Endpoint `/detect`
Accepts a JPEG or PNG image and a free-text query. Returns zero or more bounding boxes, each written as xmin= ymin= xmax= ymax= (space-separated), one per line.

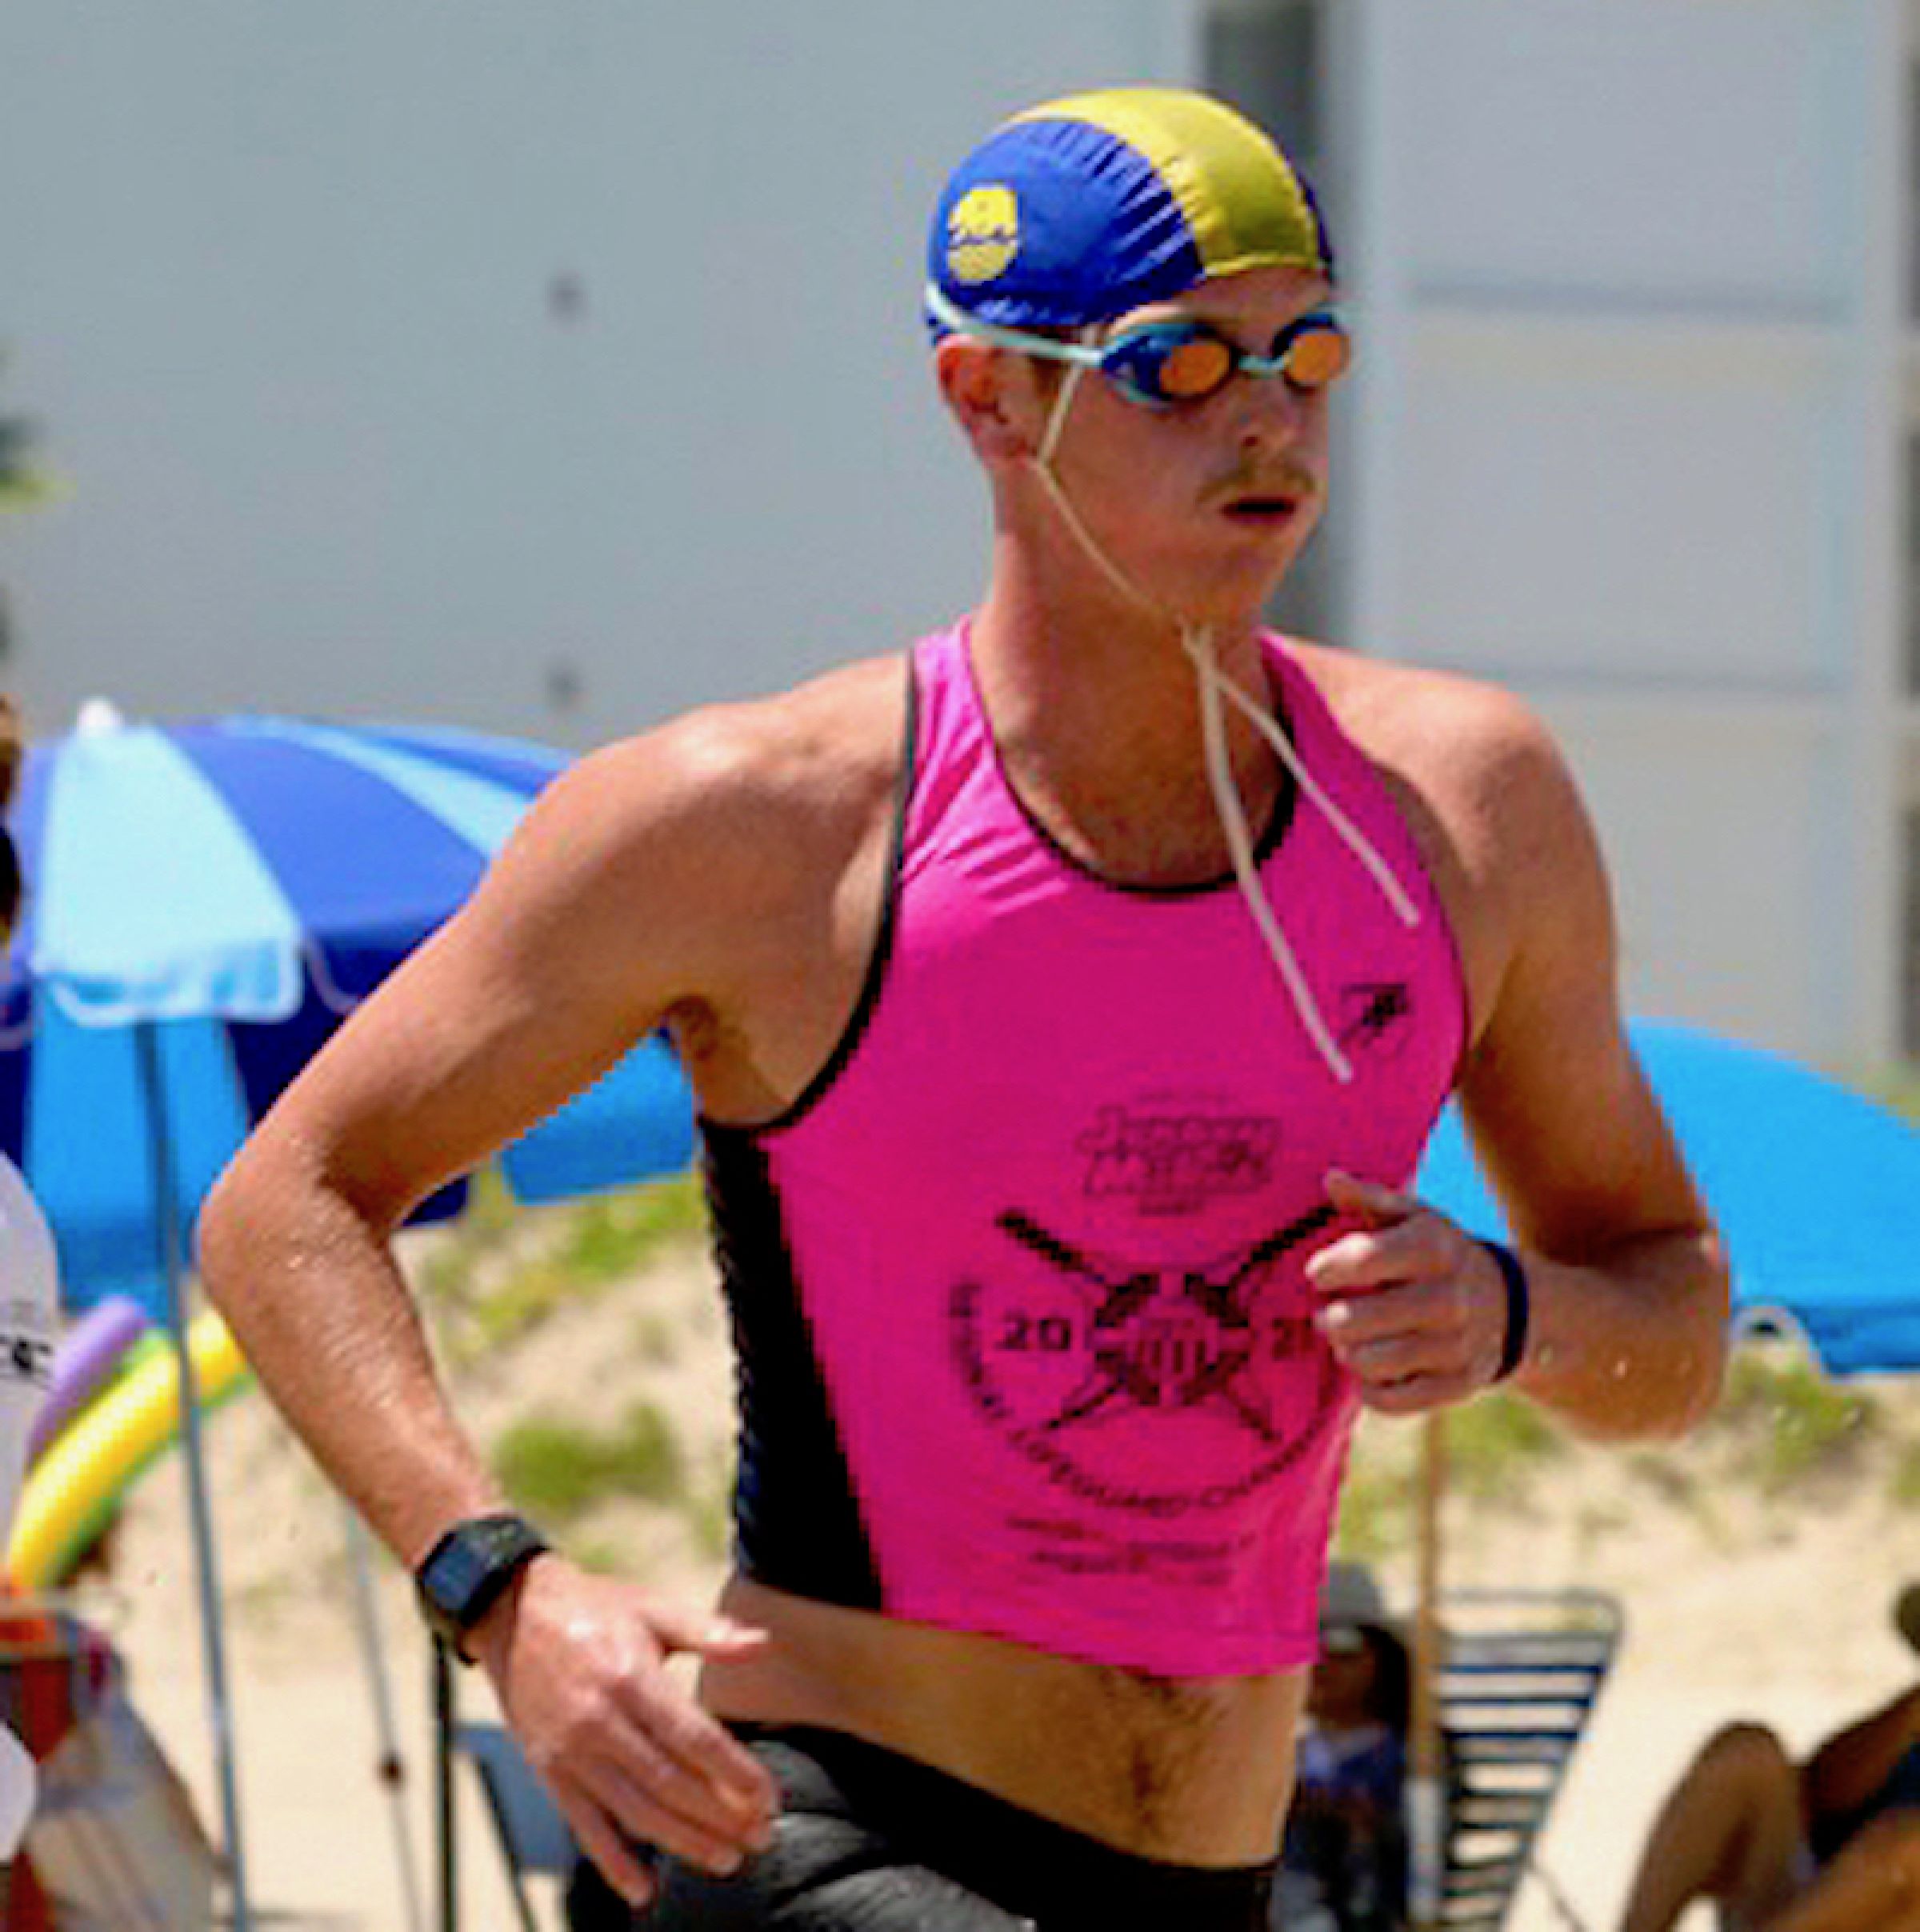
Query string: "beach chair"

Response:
xmin=0 ymin=1598 xmax=217 ymax=1930
xmin=434 ymin=1640 xmax=576 ymax=1932
xmin=1437 ymin=1585 xmax=1623 ymax=1931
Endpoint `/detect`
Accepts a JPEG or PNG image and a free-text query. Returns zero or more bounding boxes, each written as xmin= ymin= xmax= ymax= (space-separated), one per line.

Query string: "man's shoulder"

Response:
xmin=1285 ymin=641 xmax=1542 ymax=767
xmin=1283 ymin=641 xmax=1575 ymax=840
xmin=1282 ymin=641 xmax=1604 ymax=1006
xmin=480 ymin=650 xmax=911 ymax=1014
xmin=574 ymin=652 xmax=910 ymax=849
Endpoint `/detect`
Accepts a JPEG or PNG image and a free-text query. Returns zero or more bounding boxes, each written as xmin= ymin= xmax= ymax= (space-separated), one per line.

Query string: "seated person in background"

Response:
xmin=1280 ymin=1562 xmax=1410 ymax=1932
xmin=1618 ymin=1582 xmax=1920 ymax=1932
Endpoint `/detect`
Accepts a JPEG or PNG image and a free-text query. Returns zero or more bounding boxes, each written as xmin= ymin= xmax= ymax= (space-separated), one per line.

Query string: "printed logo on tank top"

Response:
xmin=1339 ymin=980 xmax=1416 ymax=1059
xmin=1076 ymin=1106 xmax=1281 ymax=1216
xmin=946 ymin=1094 xmax=1347 ymax=1543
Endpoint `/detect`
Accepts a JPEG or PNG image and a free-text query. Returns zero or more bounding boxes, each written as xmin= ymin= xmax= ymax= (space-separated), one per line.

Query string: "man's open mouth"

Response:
xmin=1222 ymin=495 xmax=1299 ymax=522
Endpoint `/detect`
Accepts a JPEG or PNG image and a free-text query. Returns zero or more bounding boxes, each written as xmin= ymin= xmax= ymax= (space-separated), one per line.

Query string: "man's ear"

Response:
xmin=934 ymin=335 xmax=1045 ymax=463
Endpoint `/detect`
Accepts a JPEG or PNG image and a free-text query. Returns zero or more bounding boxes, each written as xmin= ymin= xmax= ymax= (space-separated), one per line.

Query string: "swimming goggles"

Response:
xmin=926 ymin=282 xmax=1351 ymax=409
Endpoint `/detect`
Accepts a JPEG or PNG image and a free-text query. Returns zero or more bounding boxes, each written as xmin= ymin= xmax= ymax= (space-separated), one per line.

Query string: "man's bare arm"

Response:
xmin=199 ymin=718 xmax=774 ymax=1540
xmin=197 ymin=711 xmax=829 ymax=1902
xmin=1802 ymin=1686 xmax=1920 ymax=1823
xmin=1307 ymin=686 xmax=1727 ymax=1439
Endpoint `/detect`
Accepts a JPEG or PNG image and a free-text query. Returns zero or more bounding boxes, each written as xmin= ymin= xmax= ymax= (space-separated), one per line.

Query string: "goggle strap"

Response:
xmin=925 ymin=284 xmax=1102 ymax=378
xmin=1209 ymin=669 xmax=1423 ymax=929
xmin=1187 ymin=626 xmax=1354 ymax=1085
xmin=1036 ymin=355 xmax=1090 ymax=471
xmin=1026 ymin=446 xmax=1157 ymax=615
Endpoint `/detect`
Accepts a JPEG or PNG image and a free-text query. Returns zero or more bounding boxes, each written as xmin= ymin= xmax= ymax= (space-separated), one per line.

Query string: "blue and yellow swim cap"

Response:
xmin=927 ymin=86 xmax=1333 ymax=334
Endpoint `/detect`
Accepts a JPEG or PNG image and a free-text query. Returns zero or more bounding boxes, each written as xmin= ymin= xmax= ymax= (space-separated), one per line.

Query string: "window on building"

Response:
xmin=1203 ymin=0 xmax=1346 ymax=646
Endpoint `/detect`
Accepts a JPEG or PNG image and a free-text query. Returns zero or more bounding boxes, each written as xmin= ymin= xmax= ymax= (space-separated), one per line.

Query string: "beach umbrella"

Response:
xmin=1419 ymin=1017 xmax=1920 ymax=1377
xmin=1406 ymin=1015 xmax=1920 ymax=1925
xmin=0 ymin=701 xmax=697 ymax=1930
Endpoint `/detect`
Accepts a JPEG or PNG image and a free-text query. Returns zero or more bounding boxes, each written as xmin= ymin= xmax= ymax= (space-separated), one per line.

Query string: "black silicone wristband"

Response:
xmin=1479 ymin=1239 xmax=1530 ymax=1382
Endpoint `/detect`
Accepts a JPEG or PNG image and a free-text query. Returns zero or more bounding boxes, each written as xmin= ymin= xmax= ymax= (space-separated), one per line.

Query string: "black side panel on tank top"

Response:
xmin=701 ymin=1125 xmax=885 ymax=1610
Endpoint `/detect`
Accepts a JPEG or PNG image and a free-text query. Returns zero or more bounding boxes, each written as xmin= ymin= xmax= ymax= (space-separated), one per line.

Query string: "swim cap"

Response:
xmin=927 ymin=86 xmax=1333 ymax=334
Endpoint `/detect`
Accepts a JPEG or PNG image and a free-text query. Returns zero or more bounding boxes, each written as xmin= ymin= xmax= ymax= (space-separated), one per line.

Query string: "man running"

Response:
xmin=199 ymin=86 xmax=1729 ymax=1931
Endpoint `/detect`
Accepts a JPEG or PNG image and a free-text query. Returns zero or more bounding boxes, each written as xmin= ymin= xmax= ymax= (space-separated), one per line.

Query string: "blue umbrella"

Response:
xmin=0 ymin=700 xmax=697 ymax=1928
xmin=3 ymin=702 xmax=695 ymax=1317
xmin=1416 ymin=1017 xmax=1920 ymax=1378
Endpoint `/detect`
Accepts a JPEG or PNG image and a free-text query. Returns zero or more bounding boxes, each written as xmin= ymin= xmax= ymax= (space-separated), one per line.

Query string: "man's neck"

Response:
xmin=964 ymin=570 xmax=1286 ymax=882
xmin=973 ymin=549 xmax=1270 ymax=739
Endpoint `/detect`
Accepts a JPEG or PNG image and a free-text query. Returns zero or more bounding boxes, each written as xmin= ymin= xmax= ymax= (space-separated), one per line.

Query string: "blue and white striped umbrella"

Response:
xmin=1 ymin=701 xmax=697 ymax=1321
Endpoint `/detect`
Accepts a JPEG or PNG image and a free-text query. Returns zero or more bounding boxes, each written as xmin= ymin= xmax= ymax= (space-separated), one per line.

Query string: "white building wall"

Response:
xmin=5 ymin=0 xmax=1910 ymax=1070
xmin=1341 ymin=0 xmax=1903 ymax=1070
xmin=0 ymin=1 xmax=1198 ymax=746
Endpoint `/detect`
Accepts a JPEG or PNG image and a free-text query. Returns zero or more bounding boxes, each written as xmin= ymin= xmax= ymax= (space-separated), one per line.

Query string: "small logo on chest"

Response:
xmin=1076 ymin=1106 xmax=1282 ymax=1216
xmin=1339 ymin=980 xmax=1414 ymax=1056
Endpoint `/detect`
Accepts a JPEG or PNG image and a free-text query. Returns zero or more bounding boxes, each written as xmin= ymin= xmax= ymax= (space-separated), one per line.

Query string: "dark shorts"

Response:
xmin=570 ymin=1723 xmax=1276 ymax=1931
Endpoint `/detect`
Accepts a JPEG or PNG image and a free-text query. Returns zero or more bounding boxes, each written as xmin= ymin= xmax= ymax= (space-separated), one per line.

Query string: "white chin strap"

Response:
xmin=1023 ymin=376 xmax=1420 ymax=1086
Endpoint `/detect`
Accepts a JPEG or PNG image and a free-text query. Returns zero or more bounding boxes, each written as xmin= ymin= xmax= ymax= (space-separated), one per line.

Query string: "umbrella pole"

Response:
xmin=136 ymin=1022 xmax=253 ymax=1931
xmin=342 ymin=1503 xmax=427 ymax=1932
xmin=435 ymin=1637 xmax=459 ymax=1932
xmin=1407 ymin=1410 xmax=1448 ymax=1932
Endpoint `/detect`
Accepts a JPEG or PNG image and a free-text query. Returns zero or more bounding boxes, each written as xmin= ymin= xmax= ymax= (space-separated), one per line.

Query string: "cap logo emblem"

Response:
xmin=947 ymin=184 xmax=1020 ymax=284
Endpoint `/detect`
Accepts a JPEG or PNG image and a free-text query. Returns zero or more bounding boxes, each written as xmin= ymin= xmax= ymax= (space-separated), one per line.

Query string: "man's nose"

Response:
xmin=1234 ymin=374 xmax=1314 ymax=452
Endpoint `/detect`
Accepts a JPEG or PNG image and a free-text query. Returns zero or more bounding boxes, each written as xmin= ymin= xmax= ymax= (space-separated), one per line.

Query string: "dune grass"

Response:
xmin=492 ymin=1400 xmax=684 ymax=1524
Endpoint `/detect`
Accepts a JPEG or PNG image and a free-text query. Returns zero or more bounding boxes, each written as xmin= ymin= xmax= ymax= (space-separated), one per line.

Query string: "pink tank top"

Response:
xmin=701 ymin=622 xmax=1467 ymax=1674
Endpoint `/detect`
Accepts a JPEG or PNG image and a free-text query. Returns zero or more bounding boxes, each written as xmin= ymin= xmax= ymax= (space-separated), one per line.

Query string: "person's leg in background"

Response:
xmin=1618 ymin=1722 xmax=1806 ymax=1932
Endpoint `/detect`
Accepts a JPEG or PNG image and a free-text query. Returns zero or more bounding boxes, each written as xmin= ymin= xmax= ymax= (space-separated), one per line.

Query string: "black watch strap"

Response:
xmin=414 ymin=1513 xmax=549 ymax=1662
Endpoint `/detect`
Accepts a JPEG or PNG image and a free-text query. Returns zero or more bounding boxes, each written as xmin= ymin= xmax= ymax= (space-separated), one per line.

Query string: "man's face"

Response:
xmin=1038 ymin=265 xmax=1338 ymax=625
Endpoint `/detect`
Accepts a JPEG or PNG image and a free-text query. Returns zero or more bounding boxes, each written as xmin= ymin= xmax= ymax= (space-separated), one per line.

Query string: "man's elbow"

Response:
xmin=195 ymin=1148 xmax=274 ymax=1324
xmin=197 ymin=1134 xmax=341 ymax=1320
xmin=198 ymin=1126 xmax=414 ymax=1325
xmin=1652 ymin=1327 xmax=1730 ymax=1441
xmin=1642 ymin=1233 xmax=1733 ymax=1440
xmin=1542 ymin=1229 xmax=1730 ymax=1443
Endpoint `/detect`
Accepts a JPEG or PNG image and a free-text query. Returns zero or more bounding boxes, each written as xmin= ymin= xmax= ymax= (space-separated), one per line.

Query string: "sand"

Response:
xmin=61 ymin=1240 xmax=1920 ymax=1932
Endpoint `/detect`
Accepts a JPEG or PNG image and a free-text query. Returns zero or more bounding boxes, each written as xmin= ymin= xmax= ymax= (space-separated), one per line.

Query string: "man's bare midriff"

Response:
xmin=695 ymin=1572 xmax=1307 ymax=1866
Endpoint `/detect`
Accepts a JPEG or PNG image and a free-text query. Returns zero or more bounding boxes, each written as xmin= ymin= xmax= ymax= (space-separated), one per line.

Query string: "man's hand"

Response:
xmin=470 ymin=1556 xmax=778 ymax=1908
xmin=1305 ymin=1170 xmax=1516 ymax=1412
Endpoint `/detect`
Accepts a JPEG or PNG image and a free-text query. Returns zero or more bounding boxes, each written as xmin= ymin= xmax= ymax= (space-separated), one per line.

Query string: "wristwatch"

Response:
xmin=414 ymin=1513 xmax=550 ymax=1661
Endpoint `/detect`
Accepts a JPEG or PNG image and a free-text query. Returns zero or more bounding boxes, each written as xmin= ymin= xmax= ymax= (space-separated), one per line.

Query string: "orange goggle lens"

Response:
xmin=1153 ymin=335 xmax=1238 ymax=401
xmin=1098 ymin=310 xmax=1350 ymax=407
xmin=1278 ymin=322 xmax=1350 ymax=390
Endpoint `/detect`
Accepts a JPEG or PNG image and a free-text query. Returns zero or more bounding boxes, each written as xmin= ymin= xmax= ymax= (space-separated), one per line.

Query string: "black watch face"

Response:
xmin=422 ymin=1517 xmax=542 ymax=1625
xmin=426 ymin=1534 xmax=494 ymax=1617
